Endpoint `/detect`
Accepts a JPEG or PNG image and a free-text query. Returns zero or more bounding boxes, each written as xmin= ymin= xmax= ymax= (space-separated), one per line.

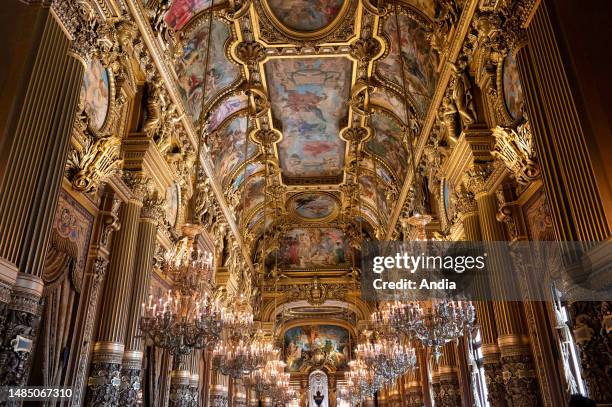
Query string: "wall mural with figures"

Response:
xmin=289 ymin=193 xmax=339 ymax=221
xmin=80 ymin=59 xmax=110 ymax=131
xmin=284 ymin=325 xmax=350 ymax=372
xmin=209 ymin=115 xmax=257 ymax=186
xmin=266 ymin=57 xmax=352 ymax=180
xmin=366 ymin=113 xmax=409 ymax=184
xmin=279 ymin=228 xmax=349 ymax=269
xmin=176 ymin=19 xmax=240 ymax=123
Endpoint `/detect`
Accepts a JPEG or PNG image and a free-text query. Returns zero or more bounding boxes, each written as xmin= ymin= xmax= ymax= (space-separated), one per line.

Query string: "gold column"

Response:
xmin=87 ymin=177 xmax=148 ymax=405
xmin=516 ymin=1 xmax=611 ymax=402
xmin=232 ymin=378 xmax=247 ymax=407
xmin=404 ymin=369 xmax=423 ymax=407
xmin=190 ymin=351 xmax=201 ymax=406
xmin=0 ymin=1 xmax=86 ymax=387
xmin=475 ymin=190 xmax=540 ymax=406
xmin=456 ymin=187 xmax=506 ymax=407
xmin=119 ymin=194 xmax=163 ymax=406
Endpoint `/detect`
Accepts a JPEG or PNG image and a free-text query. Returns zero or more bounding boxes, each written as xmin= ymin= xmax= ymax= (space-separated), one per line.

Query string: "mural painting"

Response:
xmin=370 ymin=88 xmax=406 ymax=123
xmin=279 ymin=228 xmax=349 ymax=268
xmin=284 ymin=325 xmax=350 ymax=372
xmin=230 ymin=162 xmax=264 ymax=192
xmin=208 ymin=93 xmax=248 ymax=131
xmin=235 ymin=175 xmax=266 ymax=224
xmin=289 ymin=193 xmax=338 ymax=220
xmin=266 ymin=58 xmax=352 ymax=179
xmin=503 ymin=52 xmax=524 ymax=120
xmin=366 ymin=113 xmax=408 ymax=183
xmin=377 ymin=13 xmax=437 ymax=115
xmin=267 ymin=0 xmax=344 ymax=32
xmin=359 ymin=175 xmax=389 ymax=219
xmin=80 ymin=59 xmax=110 ymax=131
xmin=177 ymin=20 xmax=240 ymax=123
xmin=211 ymin=116 xmax=257 ymax=185
xmin=165 ymin=0 xmax=213 ymax=30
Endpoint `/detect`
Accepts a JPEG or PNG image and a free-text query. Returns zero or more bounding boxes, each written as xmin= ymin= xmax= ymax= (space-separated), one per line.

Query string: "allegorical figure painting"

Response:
xmin=176 ymin=19 xmax=240 ymax=122
xmin=284 ymin=325 xmax=350 ymax=372
xmin=290 ymin=193 xmax=338 ymax=220
xmin=267 ymin=0 xmax=344 ymax=31
xmin=266 ymin=58 xmax=351 ymax=179
xmin=279 ymin=228 xmax=349 ymax=268
xmin=80 ymin=59 xmax=110 ymax=131
xmin=210 ymin=116 xmax=257 ymax=186
xmin=503 ymin=52 xmax=524 ymax=120
xmin=208 ymin=93 xmax=248 ymax=131
xmin=377 ymin=12 xmax=437 ymax=115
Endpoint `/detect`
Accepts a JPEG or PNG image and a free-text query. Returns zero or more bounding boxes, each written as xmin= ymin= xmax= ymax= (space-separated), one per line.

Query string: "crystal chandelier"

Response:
xmin=140 ymin=228 xmax=222 ymax=356
xmin=403 ymin=300 xmax=475 ymax=360
xmin=213 ymin=297 xmax=272 ymax=378
xmin=345 ymin=358 xmax=383 ymax=403
xmin=356 ymin=329 xmax=417 ymax=382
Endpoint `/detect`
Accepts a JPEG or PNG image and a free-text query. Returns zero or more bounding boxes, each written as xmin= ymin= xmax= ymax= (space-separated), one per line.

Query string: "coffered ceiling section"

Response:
xmin=265 ymin=57 xmax=353 ymax=183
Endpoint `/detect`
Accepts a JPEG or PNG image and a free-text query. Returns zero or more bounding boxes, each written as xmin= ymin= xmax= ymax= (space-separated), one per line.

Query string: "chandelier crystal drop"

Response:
xmin=140 ymin=231 xmax=222 ymax=356
xmin=356 ymin=330 xmax=417 ymax=382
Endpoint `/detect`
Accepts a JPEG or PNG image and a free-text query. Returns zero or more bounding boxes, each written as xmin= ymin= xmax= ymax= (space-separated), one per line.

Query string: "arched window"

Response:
xmin=309 ymin=370 xmax=329 ymax=407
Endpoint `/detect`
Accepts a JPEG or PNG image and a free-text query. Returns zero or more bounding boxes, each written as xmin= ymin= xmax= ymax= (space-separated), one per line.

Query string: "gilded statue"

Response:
xmin=450 ymin=62 xmax=477 ymax=128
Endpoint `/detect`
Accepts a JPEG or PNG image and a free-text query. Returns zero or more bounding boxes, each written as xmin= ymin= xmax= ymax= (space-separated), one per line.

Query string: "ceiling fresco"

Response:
xmin=366 ymin=112 xmax=409 ymax=184
xmin=168 ymin=0 xmax=441 ymax=334
xmin=208 ymin=93 xmax=248 ymax=131
xmin=279 ymin=228 xmax=350 ymax=269
xmin=376 ymin=10 xmax=437 ymax=116
xmin=288 ymin=192 xmax=340 ymax=221
xmin=266 ymin=0 xmax=345 ymax=32
xmin=165 ymin=0 xmax=213 ymax=30
xmin=209 ymin=115 xmax=257 ymax=186
xmin=176 ymin=19 xmax=240 ymax=123
xmin=265 ymin=58 xmax=352 ymax=181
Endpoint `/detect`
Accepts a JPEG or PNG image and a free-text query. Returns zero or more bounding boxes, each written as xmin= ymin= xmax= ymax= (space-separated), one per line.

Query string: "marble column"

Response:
xmin=0 ymin=1 xmax=87 ymax=388
xmin=87 ymin=178 xmax=148 ymax=406
xmin=516 ymin=1 xmax=612 ymax=402
xmin=119 ymin=194 xmax=164 ymax=406
xmin=476 ymin=190 xmax=540 ymax=406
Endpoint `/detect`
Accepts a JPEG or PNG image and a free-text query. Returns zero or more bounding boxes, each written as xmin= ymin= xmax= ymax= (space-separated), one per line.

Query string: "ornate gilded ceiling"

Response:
xmin=168 ymin=0 xmax=438 ymax=271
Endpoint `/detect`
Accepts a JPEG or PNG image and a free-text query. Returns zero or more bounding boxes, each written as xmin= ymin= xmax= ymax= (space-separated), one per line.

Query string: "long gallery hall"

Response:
xmin=0 ymin=0 xmax=610 ymax=406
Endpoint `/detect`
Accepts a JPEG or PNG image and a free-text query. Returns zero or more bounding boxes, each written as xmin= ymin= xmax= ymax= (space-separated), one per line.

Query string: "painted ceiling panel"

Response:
xmin=278 ymin=228 xmax=350 ymax=269
xmin=359 ymin=174 xmax=390 ymax=221
xmin=176 ymin=19 xmax=240 ymax=123
xmin=266 ymin=58 xmax=352 ymax=180
xmin=366 ymin=113 xmax=409 ymax=184
xmin=288 ymin=192 xmax=339 ymax=221
xmin=266 ymin=0 xmax=345 ymax=32
xmin=377 ymin=12 xmax=437 ymax=116
xmin=230 ymin=162 xmax=265 ymax=193
xmin=165 ymin=0 xmax=213 ymax=30
xmin=370 ymin=87 xmax=407 ymax=123
xmin=234 ymin=175 xmax=266 ymax=224
xmin=209 ymin=116 xmax=257 ymax=186
xmin=208 ymin=93 xmax=248 ymax=131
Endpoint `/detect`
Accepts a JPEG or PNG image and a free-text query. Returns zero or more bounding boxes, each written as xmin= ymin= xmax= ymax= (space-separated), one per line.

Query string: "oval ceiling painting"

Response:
xmin=266 ymin=0 xmax=345 ymax=32
xmin=289 ymin=192 xmax=339 ymax=221
xmin=80 ymin=59 xmax=110 ymax=131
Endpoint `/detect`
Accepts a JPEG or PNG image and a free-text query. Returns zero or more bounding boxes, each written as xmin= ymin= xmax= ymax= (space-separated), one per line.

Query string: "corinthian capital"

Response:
xmin=122 ymin=171 xmax=151 ymax=201
xmin=141 ymin=193 xmax=166 ymax=222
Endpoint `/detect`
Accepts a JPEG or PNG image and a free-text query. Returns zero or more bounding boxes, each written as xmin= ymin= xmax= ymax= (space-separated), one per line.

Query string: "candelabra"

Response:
xmin=140 ymin=233 xmax=222 ymax=356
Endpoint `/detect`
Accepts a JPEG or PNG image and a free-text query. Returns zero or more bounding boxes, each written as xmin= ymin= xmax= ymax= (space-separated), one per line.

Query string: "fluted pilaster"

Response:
xmin=87 ymin=196 xmax=144 ymax=406
xmin=119 ymin=195 xmax=163 ymax=406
